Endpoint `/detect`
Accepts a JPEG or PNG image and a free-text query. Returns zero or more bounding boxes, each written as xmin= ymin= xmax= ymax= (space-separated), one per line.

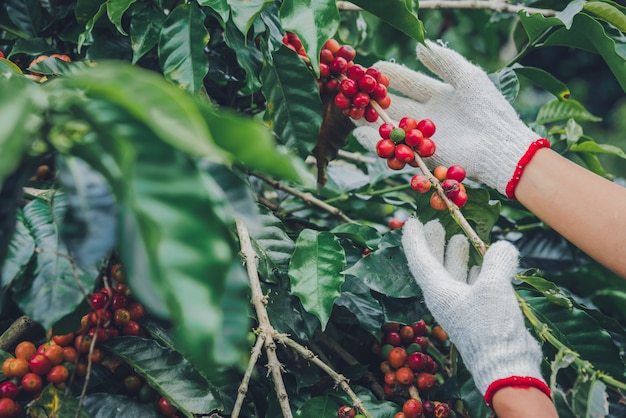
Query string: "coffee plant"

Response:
xmin=1 ymin=1 xmax=626 ymax=417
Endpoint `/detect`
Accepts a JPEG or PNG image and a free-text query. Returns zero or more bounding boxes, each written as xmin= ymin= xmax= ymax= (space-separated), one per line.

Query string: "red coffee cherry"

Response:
xmin=340 ymin=78 xmax=358 ymax=96
xmin=338 ymin=405 xmax=356 ymax=418
xmin=376 ymin=139 xmax=396 ymax=159
xmin=323 ymin=39 xmax=340 ymax=54
xmin=352 ymin=92 xmax=370 ymax=108
xmin=349 ymin=106 xmax=365 ymax=120
xmin=399 ymin=117 xmax=418 ymax=132
xmin=411 ymin=319 xmax=430 ymax=336
xmin=336 ymin=45 xmax=356 ymax=61
xmin=403 ymin=398 xmax=423 ymax=418
xmin=157 ymin=397 xmax=177 ymax=417
xmin=334 ymin=92 xmax=351 ymax=109
xmin=442 ymin=179 xmax=460 ymax=199
xmin=387 ymin=347 xmax=408 ymax=368
xmin=319 ymin=63 xmax=330 ymax=79
xmin=430 ymin=192 xmax=447 ymax=211
xmin=434 ymin=402 xmax=451 ymax=418
xmin=330 ymin=56 xmax=348 ymax=74
xmin=325 ymin=79 xmax=340 ymax=92
xmin=387 ymin=157 xmax=406 ymax=171
xmin=0 ymin=398 xmax=17 ymax=418
xmin=364 ymin=106 xmax=378 ymax=122
xmin=346 ymin=64 xmax=366 ymax=81
xmin=411 ymin=174 xmax=431 ymax=193
xmin=446 ymin=164 xmax=466 ymax=182
xmin=0 ymin=381 xmax=19 ymax=399
xmin=451 ymin=190 xmax=468 ymax=208
xmin=388 ymin=219 xmax=405 ymax=231
xmin=417 ymin=119 xmax=436 ymax=137
xmin=90 ymin=291 xmax=109 ymax=309
xmin=433 ymin=166 xmax=447 ymax=181
xmin=395 ymin=144 xmax=415 ymax=163
xmin=29 ymin=353 xmax=51 ymax=375
xmin=416 ymin=137 xmax=436 ymax=157
xmin=47 ymin=365 xmax=69 ymax=384
xmin=357 ymin=74 xmax=377 ymax=93
xmin=21 ymin=372 xmax=43 ymax=393
xmin=379 ymin=123 xmax=394 ymax=139
xmin=377 ymin=95 xmax=391 ymax=109
xmin=399 ymin=325 xmax=415 ymax=343
xmin=395 ymin=367 xmax=415 ymax=385
xmin=416 ymin=372 xmax=436 ymax=391
xmin=371 ymin=83 xmax=388 ymax=101
xmin=319 ymin=48 xmax=334 ymax=64
xmin=407 ymin=352 xmax=429 ymax=371
xmin=404 ymin=129 xmax=424 ymax=147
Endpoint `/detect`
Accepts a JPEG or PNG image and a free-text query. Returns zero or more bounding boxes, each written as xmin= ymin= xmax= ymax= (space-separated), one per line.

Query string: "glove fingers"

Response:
xmin=417 ymin=40 xmax=484 ymax=88
xmin=467 ymin=265 xmax=481 ymax=285
xmin=475 ymin=241 xmax=519 ymax=287
xmin=373 ymin=61 xmax=450 ymax=103
xmin=352 ymin=126 xmax=379 ymax=154
xmin=444 ymin=234 xmax=469 ymax=282
xmin=383 ymin=94 xmax=430 ymax=122
xmin=423 ymin=220 xmax=445 ymax=264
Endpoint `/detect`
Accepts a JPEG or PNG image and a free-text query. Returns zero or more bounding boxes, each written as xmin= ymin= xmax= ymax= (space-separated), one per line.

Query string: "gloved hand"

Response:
xmin=401 ymin=218 xmax=550 ymax=407
xmin=353 ymin=40 xmax=549 ymax=199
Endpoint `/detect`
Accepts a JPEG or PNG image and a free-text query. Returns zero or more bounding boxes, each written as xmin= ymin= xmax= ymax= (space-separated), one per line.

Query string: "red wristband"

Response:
xmin=484 ymin=376 xmax=552 ymax=409
xmin=505 ymin=138 xmax=551 ymax=200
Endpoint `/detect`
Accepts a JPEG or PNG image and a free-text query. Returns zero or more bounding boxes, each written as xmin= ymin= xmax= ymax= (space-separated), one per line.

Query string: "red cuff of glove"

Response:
xmin=505 ymin=138 xmax=551 ymax=200
xmin=484 ymin=376 xmax=552 ymax=409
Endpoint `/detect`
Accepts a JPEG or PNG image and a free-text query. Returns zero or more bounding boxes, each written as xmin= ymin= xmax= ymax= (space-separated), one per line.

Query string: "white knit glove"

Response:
xmin=353 ymin=40 xmax=549 ymax=199
xmin=401 ymin=218 xmax=549 ymax=405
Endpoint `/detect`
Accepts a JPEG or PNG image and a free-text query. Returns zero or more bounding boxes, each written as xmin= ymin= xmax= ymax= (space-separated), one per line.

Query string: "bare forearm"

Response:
xmin=515 ymin=148 xmax=626 ymax=279
xmin=492 ymin=387 xmax=558 ymax=418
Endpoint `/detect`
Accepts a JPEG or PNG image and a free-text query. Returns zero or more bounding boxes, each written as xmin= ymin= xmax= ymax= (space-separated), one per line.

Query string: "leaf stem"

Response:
xmin=232 ymin=333 xmax=266 ymax=418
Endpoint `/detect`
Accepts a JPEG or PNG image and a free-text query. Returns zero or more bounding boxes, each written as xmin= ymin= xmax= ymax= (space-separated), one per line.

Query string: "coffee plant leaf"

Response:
xmin=288 ymin=229 xmax=346 ymax=330
xmin=516 ymin=274 xmax=573 ymax=308
xmin=57 ymin=155 xmax=117 ymax=267
xmin=12 ymin=193 xmax=98 ymax=330
xmin=584 ymin=1 xmax=626 ymax=32
xmin=520 ymin=290 xmax=626 ymax=379
xmin=264 ymin=282 xmax=319 ymax=342
xmin=456 ymin=359 xmax=491 ymax=418
xmin=227 ymin=0 xmax=273 ymax=35
xmin=197 ymin=101 xmax=303 ymax=182
xmin=331 ymin=223 xmax=382 ymax=250
xmin=129 ymin=5 xmax=166 ymax=64
xmin=77 ymin=2 xmax=106 ymax=52
xmin=279 ymin=0 xmax=340 ymax=77
xmin=590 ymin=290 xmax=626 ymax=327
xmin=29 ymin=384 xmax=91 ymax=418
xmin=222 ymin=17 xmax=263 ymax=92
xmin=158 ymin=2 xmax=209 ymax=94
xmin=379 ymin=295 xmax=428 ymax=326
xmin=261 ymin=45 xmax=324 ymax=158
xmin=344 ymin=245 xmax=419 ymax=298
xmin=571 ymin=376 xmax=609 ymax=418
xmin=106 ymin=0 xmax=136 ymax=36
xmin=1 ymin=210 xmax=34 ymax=288
xmin=75 ymin=0 xmax=104 ymax=24
xmin=348 ymin=0 xmax=424 ymax=43
xmin=488 ymin=67 xmax=519 ymax=104
xmin=513 ymin=66 xmax=571 ymax=100
xmin=569 ymin=140 xmax=626 ymax=159
xmin=517 ymin=0 xmax=584 ymax=41
xmin=103 ymin=336 xmax=223 ymax=416
xmin=29 ymin=57 xmax=86 ymax=76
xmin=82 ymin=393 xmax=159 ymax=418
xmin=198 ymin=0 xmax=230 ymax=24
xmin=4 ymin=0 xmax=42 ymax=38
xmin=335 ymin=275 xmax=383 ymax=338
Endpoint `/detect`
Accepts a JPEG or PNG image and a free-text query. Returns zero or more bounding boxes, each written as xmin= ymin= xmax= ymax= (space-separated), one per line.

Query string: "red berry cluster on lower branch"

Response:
xmin=376 ymin=117 xmax=437 ymax=171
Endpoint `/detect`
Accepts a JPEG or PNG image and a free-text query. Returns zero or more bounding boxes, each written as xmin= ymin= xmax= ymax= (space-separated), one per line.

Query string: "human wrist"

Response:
xmin=484 ymin=376 xmax=551 ymax=409
xmin=504 ymin=138 xmax=551 ymax=200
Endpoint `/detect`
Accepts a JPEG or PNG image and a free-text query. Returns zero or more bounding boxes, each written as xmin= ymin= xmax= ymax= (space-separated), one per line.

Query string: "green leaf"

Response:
xmin=76 ymin=0 xmax=105 ymax=24
xmin=335 ymin=275 xmax=383 ymax=338
xmin=1 ymin=210 xmax=35 ymax=288
xmin=83 ymin=393 xmax=159 ymax=418
xmin=550 ymin=347 xmax=577 ymax=390
xmin=456 ymin=359 xmax=491 ymax=418
xmin=584 ymin=1 xmax=626 ymax=32
xmin=28 ymin=384 xmax=91 ymax=418
xmin=331 ymin=223 xmax=382 ymax=250
xmin=0 ymin=163 xmax=33 ymax=272
xmin=0 ymin=70 xmax=40 ymax=188
xmin=222 ymin=17 xmax=263 ymax=92
xmin=349 ymin=0 xmax=424 ymax=43
xmin=296 ymin=386 xmax=398 ymax=418
xmin=158 ymin=2 xmax=210 ymax=94
xmin=572 ymin=377 xmax=608 ymax=418
xmin=106 ymin=0 xmax=136 ymax=35
xmin=103 ymin=337 xmax=222 ymax=416
xmin=516 ymin=275 xmax=573 ymax=308
xmin=261 ymin=46 xmax=323 ymax=158
xmin=77 ymin=2 xmax=107 ymax=52
xmin=536 ymin=99 xmax=602 ymax=124
xmin=7 ymin=38 xmax=50 ymax=58
xmin=5 ymin=0 xmax=42 ymax=38
xmin=569 ymin=140 xmax=626 ymax=158
xmin=29 ymin=57 xmax=87 ymax=76
xmin=196 ymin=101 xmax=302 ymax=181
xmin=13 ymin=193 xmax=98 ymax=331
xmin=344 ymin=243 xmax=419 ymax=298
xmin=288 ymin=230 xmax=346 ymax=330
xmin=518 ymin=0 xmax=585 ymax=41
xmin=489 ymin=67 xmax=519 ymax=104
xmin=565 ymin=118 xmax=583 ymax=146
xmin=57 ymin=155 xmax=118 ymax=267
xmin=198 ymin=0 xmax=230 ymax=24
xmin=513 ymin=66 xmax=571 ymax=100
xmin=49 ymin=63 xmax=224 ymax=162
xmin=279 ymin=0 xmax=340 ymax=76
xmin=227 ymin=0 xmax=273 ymax=35
xmin=130 ymin=6 xmax=166 ymax=64
xmin=265 ymin=283 xmax=320 ymax=341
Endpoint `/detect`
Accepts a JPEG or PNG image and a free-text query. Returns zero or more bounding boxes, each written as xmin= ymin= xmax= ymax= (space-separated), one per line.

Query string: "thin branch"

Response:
xmin=336 ymin=0 xmax=559 ymax=16
xmin=276 ymin=334 xmax=374 ymax=418
xmin=337 ymin=149 xmax=376 ymax=165
xmin=252 ymin=173 xmax=356 ymax=224
xmin=232 ymin=333 xmax=266 ymax=418
xmin=236 ymin=220 xmax=293 ymax=418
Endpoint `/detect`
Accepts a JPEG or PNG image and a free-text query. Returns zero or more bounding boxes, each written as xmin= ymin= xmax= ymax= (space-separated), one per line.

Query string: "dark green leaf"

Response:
xmin=572 ymin=377 xmax=608 ymax=418
xmin=513 ymin=66 xmax=571 ymax=100
xmin=584 ymin=1 xmax=626 ymax=32
xmin=456 ymin=360 xmax=491 ymax=418
xmin=331 ymin=223 xmax=382 ymax=250
xmin=279 ymin=0 xmax=340 ymax=76
xmin=77 ymin=2 xmax=107 ymax=52
xmin=7 ymin=38 xmax=51 ymax=57
xmin=349 ymin=0 xmax=424 ymax=43
xmin=264 ymin=283 xmax=320 ymax=342
xmin=130 ymin=6 xmax=166 ymax=64
xmin=536 ymin=99 xmax=602 ymax=124
xmin=197 ymin=0 xmax=230 ymax=24
xmin=103 ymin=336 xmax=222 ymax=416
xmin=1 ymin=211 xmax=35 ymax=288
xmin=518 ymin=0 xmax=585 ymax=41
xmin=227 ymin=0 xmax=273 ymax=35
xmin=75 ymin=0 xmax=105 ymax=24
xmin=335 ymin=275 xmax=383 ymax=338
xmin=28 ymin=56 xmax=86 ymax=76
xmin=288 ymin=230 xmax=346 ymax=330
xmin=489 ymin=67 xmax=519 ymax=104
xmin=222 ymin=17 xmax=263 ymax=92
xmin=106 ymin=0 xmax=136 ymax=35
xmin=13 ymin=193 xmax=98 ymax=331
xmin=83 ymin=393 xmax=159 ymax=418
xmin=158 ymin=3 xmax=209 ymax=94
xmin=261 ymin=46 xmax=323 ymax=158
xmin=28 ymin=384 xmax=91 ymax=418
xmin=5 ymin=0 xmax=42 ymax=38
xmin=516 ymin=274 xmax=573 ymax=308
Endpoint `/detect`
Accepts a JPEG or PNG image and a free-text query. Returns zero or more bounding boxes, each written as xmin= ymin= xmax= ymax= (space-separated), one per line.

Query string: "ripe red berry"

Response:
xmin=0 ymin=397 xmax=17 ymax=418
xmin=407 ymin=352 xmax=428 ymax=371
xmin=442 ymin=179 xmax=460 ymax=199
xmin=395 ymin=367 xmax=415 ymax=385
xmin=399 ymin=117 xmax=418 ymax=132
xmin=0 ymin=51 xmax=5 ymax=60
xmin=324 ymin=39 xmax=340 ymax=53
xmin=416 ymin=372 xmax=436 ymax=391
xmin=325 ymin=79 xmax=340 ymax=92
xmin=364 ymin=106 xmax=378 ymax=122
xmin=411 ymin=320 xmax=430 ymax=336
xmin=416 ymin=137 xmax=436 ymax=157
xmin=349 ymin=106 xmax=365 ymax=120
xmin=90 ymin=308 xmax=112 ymax=327
xmin=410 ymin=174 xmax=431 ymax=193
xmin=414 ymin=336 xmax=430 ymax=351
xmin=395 ymin=144 xmax=415 ymax=163
xmin=376 ymin=139 xmax=396 ymax=159
xmin=0 ymin=381 xmax=19 ymax=399
xmin=378 ymin=72 xmax=390 ymax=87
xmin=404 ymin=129 xmax=424 ymax=147
xmin=334 ymin=92 xmax=351 ymax=109
xmin=423 ymin=400 xmax=436 ymax=417
xmin=122 ymin=320 xmax=141 ymax=336
xmin=394 ymin=413 xmax=407 ymax=418
xmin=387 ymin=157 xmax=406 ymax=170
xmin=90 ymin=291 xmax=109 ymax=309
xmin=88 ymin=326 xmax=109 ymax=344
xmin=451 ymin=190 xmax=468 ymax=208
xmin=29 ymin=353 xmax=51 ymax=375
xmin=338 ymin=405 xmax=356 ymax=418
xmin=157 ymin=396 xmax=177 ymax=417
xmin=417 ymin=119 xmax=436 ymax=137
xmin=347 ymin=64 xmax=366 ymax=81
xmin=47 ymin=364 xmax=69 ymax=384
xmin=403 ymin=398 xmax=423 ymax=418
xmin=446 ymin=165 xmax=466 ymax=182
xmin=371 ymin=83 xmax=388 ymax=101
xmin=384 ymin=370 xmax=397 ymax=385
xmin=377 ymin=95 xmax=391 ymax=109
xmin=319 ymin=48 xmax=334 ymax=64
xmin=336 ymin=45 xmax=356 ymax=61
xmin=21 ymin=372 xmax=43 ymax=392
xmin=387 ymin=347 xmax=408 ymax=368
xmin=340 ymin=78 xmax=358 ymax=96
xmin=352 ymin=92 xmax=370 ymax=108
xmin=387 ymin=219 xmax=405 ymax=231
xmin=330 ymin=56 xmax=348 ymax=75
xmin=357 ymin=74 xmax=377 ymax=93
xmin=379 ymin=123 xmax=394 ymax=139
xmin=111 ymin=293 xmax=129 ymax=310
xmin=319 ymin=63 xmax=330 ymax=78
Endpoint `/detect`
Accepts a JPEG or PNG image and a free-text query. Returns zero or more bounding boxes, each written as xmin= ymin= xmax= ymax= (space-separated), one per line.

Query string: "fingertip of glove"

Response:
xmin=482 ymin=241 xmax=520 ymax=277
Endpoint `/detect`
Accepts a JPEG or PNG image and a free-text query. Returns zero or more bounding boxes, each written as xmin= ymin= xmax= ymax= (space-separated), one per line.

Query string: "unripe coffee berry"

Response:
xmin=395 ymin=366 xmax=415 ymax=385
xmin=379 ymin=123 xmax=394 ymax=139
xmin=430 ymin=192 xmax=447 ymax=211
xmin=324 ymin=39 xmax=340 ymax=53
xmin=389 ymin=128 xmax=406 ymax=143
xmin=377 ymin=95 xmax=391 ymax=109
xmin=417 ymin=119 xmax=436 ymax=137
xmin=433 ymin=166 xmax=447 ymax=181
xmin=376 ymin=139 xmax=396 ymax=158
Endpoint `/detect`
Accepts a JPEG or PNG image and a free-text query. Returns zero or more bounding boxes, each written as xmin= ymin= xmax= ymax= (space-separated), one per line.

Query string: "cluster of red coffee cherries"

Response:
xmin=376 ymin=117 xmax=437 ymax=170
xmin=411 ymin=164 xmax=468 ymax=210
